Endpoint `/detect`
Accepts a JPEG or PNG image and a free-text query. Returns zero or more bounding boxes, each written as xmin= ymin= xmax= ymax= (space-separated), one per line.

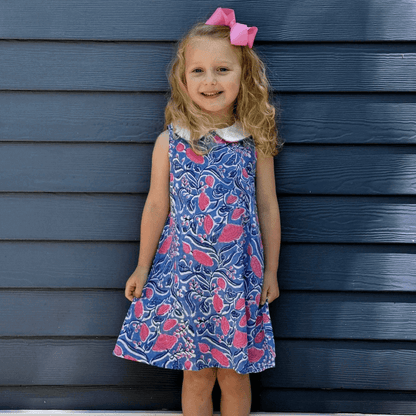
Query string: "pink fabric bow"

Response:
xmin=205 ymin=7 xmax=258 ymax=49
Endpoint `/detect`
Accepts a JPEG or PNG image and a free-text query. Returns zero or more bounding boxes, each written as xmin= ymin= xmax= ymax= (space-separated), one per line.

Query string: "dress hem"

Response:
xmin=112 ymin=350 xmax=275 ymax=375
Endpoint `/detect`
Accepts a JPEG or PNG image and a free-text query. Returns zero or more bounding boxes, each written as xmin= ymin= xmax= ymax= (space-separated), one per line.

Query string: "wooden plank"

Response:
xmin=278 ymin=244 xmax=416 ymax=291
xmin=0 ymin=91 xmax=167 ymax=143
xmin=0 ymin=143 xmax=153 ymax=193
xmin=278 ymin=93 xmax=416 ymax=145
xmin=275 ymin=145 xmax=416 ymax=195
xmin=0 ymin=194 xmax=146 ymax=241
xmin=1 ymin=0 xmax=416 ymax=41
xmin=1 ymin=291 xmax=416 ymax=340
xmin=263 ymin=44 xmax=416 ymax=92
xmin=0 ymin=386 xmax=182 ymax=412
xmin=1 ymin=92 xmax=415 ymax=145
xmin=257 ymin=388 xmax=416 ymax=413
xmin=1 ymin=387 xmax=416 ymax=414
xmin=266 ymin=340 xmax=416 ymax=390
xmin=0 ymin=43 xmax=416 ymax=91
xmin=0 ymin=241 xmax=140 ymax=289
xmin=1 ymin=339 xmax=416 ymax=390
xmin=0 ymin=339 xmax=182 ymax=386
xmin=1 ymin=143 xmax=416 ymax=195
xmin=272 ymin=292 xmax=416 ymax=340
xmin=278 ymin=196 xmax=416 ymax=243
xmin=1 ymin=195 xmax=415 ymax=243
xmin=0 ymin=42 xmax=174 ymax=92
xmin=1 ymin=242 xmax=415 ymax=292
xmin=0 ymin=291 xmax=132 ymax=337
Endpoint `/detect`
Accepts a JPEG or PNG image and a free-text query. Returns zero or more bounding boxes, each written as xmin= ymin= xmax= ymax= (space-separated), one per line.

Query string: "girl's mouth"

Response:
xmin=201 ymin=91 xmax=223 ymax=98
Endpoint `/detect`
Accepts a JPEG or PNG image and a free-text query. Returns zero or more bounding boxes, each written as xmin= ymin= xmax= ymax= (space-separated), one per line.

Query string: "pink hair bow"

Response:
xmin=205 ymin=7 xmax=258 ymax=49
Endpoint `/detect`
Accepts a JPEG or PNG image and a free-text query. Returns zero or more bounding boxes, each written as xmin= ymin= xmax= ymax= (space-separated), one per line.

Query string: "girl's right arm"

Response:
xmin=125 ymin=130 xmax=170 ymax=301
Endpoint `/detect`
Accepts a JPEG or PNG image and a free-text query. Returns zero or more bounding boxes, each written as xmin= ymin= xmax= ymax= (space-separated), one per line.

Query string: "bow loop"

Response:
xmin=205 ymin=7 xmax=236 ymax=27
xmin=205 ymin=7 xmax=258 ymax=49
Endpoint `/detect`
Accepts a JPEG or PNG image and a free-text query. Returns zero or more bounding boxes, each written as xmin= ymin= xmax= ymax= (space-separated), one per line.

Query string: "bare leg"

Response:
xmin=182 ymin=367 xmax=217 ymax=416
xmin=216 ymin=368 xmax=251 ymax=416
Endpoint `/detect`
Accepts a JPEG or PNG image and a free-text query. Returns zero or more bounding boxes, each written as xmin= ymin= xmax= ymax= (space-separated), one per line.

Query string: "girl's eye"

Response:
xmin=192 ymin=68 xmax=229 ymax=73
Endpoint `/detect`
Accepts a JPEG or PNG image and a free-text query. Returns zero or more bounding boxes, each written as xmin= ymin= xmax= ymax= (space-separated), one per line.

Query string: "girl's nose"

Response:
xmin=204 ymin=70 xmax=217 ymax=83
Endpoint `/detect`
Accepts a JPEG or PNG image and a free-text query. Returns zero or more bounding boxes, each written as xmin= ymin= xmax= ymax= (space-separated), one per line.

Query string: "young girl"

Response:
xmin=113 ymin=7 xmax=283 ymax=415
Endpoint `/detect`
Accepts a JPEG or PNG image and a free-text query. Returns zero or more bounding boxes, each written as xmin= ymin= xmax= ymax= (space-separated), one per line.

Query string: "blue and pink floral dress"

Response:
xmin=113 ymin=121 xmax=276 ymax=374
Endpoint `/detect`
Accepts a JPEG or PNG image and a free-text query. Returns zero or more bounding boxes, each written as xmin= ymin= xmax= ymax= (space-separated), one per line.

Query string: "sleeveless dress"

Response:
xmin=112 ymin=120 xmax=276 ymax=374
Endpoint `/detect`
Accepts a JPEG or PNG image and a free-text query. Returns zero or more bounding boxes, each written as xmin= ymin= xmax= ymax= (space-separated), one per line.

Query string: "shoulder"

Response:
xmin=157 ymin=129 xmax=170 ymax=143
xmin=150 ymin=130 xmax=170 ymax=163
xmin=154 ymin=129 xmax=170 ymax=149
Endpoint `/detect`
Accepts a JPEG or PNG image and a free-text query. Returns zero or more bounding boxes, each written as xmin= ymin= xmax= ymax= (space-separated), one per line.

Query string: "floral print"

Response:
xmin=113 ymin=124 xmax=276 ymax=374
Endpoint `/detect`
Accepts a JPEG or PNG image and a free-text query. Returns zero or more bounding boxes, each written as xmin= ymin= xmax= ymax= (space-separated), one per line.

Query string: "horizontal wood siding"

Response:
xmin=0 ymin=0 xmax=415 ymax=413
xmin=0 ymin=0 xmax=416 ymax=41
xmin=1 ymin=291 xmax=416 ymax=339
xmin=0 ymin=43 xmax=415 ymax=92
xmin=1 ymin=144 xmax=416 ymax=194
xmin=1 ymin=93 xmax=416 ymax=144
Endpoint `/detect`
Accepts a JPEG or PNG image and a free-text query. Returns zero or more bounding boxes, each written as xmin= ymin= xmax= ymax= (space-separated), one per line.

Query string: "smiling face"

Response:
xmin=184 ymin=37 xmax=242 ymax=127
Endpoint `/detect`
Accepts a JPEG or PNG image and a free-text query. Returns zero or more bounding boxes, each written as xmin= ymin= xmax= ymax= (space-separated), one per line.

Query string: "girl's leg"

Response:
xmin=216 ymin=368 xmax=251 ymax=416
xmin=182 ymin=367 xmax=217 ymax=416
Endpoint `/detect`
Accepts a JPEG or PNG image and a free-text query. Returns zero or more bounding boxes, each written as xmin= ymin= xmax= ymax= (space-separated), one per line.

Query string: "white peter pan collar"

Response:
xmin=173 ymin=120 xmax=250 ymax=143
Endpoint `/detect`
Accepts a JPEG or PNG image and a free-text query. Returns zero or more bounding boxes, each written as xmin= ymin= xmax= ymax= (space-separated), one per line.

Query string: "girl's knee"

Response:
xmin=183 ymin=367 xmax=217 ymax=387
xmin=217 ymin=368 xmax=248 ymax=379
xmin=216 ymin=368 xmax=250 ymax=391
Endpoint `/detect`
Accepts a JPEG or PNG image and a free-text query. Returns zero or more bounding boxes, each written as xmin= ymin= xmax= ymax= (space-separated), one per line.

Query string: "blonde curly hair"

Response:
xmin=163 ymin=20 xmax=284 ymax=157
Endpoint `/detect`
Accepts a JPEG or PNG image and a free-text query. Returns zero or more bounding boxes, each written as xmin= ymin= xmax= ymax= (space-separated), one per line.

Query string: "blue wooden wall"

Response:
xmin=1 ymin=0 xmax=416 ymax=413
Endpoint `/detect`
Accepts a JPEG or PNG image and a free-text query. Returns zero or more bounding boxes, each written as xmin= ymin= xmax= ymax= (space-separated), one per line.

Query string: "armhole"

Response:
xmin=167 ymin=123 xmax=174 ymax=143
xmin=167 ymin=124 xmax=173 ymax=161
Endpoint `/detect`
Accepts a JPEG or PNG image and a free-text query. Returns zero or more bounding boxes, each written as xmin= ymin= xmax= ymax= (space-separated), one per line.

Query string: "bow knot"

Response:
xmin=205 ymin=7 xmax=258 ymax=49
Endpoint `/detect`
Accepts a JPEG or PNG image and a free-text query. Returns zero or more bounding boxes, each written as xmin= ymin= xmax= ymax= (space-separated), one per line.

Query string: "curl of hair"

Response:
xmin=163 ymin=20 xmax=284 ymax=157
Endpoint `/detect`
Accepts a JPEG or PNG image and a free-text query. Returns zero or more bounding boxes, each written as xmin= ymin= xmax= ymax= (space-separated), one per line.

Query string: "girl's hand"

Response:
xmin=260 ymin=270 xmax=280 ymax=305
xmin=124 ymin=266 xmax=149 ymax=302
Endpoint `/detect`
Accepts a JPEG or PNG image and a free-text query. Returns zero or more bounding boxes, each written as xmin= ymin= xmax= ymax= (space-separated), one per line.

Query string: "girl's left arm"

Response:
xmin=255 ymin=154 xmax=281 ymax=305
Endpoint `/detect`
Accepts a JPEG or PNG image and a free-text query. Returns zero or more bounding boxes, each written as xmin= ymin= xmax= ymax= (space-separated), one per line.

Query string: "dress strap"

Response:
xmin=167 ymin=123 xmax=173 ymax=143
